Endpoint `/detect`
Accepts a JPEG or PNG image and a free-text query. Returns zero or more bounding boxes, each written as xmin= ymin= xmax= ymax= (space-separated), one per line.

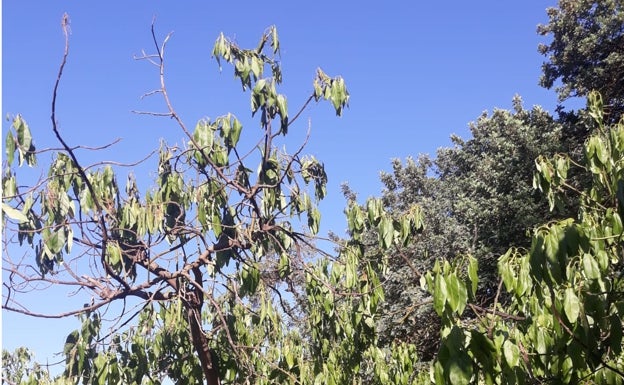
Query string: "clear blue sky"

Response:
xmin=2 ymin=0 xmax=560 ymax=370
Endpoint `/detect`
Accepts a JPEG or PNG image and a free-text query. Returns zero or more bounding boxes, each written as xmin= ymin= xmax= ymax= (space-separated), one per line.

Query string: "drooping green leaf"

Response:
xmin=106 ymin=241 xmax=122 ymax=266
xmin=467 ymin=256 xmax=478 ymax=298
xmin=3 ymin=174 xmax=17 ymax=198
xmin=582 ymin=253 xmax=600 ymax=279
xmin=379 ymin=215 xmax=393 ymax=249
xmin=270 ymin=26 xmax=279 ymax=54
xmin=230 ymin=116 xmax=242 ymax=148
xmin=445 ymin=273 xmax=467 ymax=314
xmin=307 ymin=207 xmax=320 ymax=235
xmin=15 ymin=116 xmax=32 ymax=166
xmin=563 ymin=287 xmax=580 ymax=323
xmin=447 ymin=353 xmax=473 ymax=385
xmin=276 ymin=94 xmax=288 ymax=134
xmin=502 ymin=340 xmax=520 ymax=368
xmin=469 ymin=331 xmax=496 ymax=369
xmin=433 ymin=273 xmax=448 ymax=315
xmin=6 ymin=130 xmax=15 ymax=165
xmin=2 ymin=203 xmax=29 ymax=223
xmin=278 ymin=252 xmax=290 ymax=278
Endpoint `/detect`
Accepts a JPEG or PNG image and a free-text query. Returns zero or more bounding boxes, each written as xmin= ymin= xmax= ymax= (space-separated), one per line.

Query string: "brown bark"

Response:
xmin=187 ymin=305 xmax=220 ymax=385
xmin=185 ymin=266 xmax=220 ymax=385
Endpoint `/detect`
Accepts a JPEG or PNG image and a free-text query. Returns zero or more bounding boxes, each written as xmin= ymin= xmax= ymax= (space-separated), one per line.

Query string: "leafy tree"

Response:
xmin=2 ymin=347 xmax=59 ymax=385
xmin=373 ymin=0 xmax=624 ymax=377
xmin=376 ymin=98 xmax=568 ymax=360
xmin=2 ymin=14 xmax=424 ymax=385
xmin=538 ymin=0 xmax=624 ymax=121
xmin=425 ymin=92 xmax=624 ymax=384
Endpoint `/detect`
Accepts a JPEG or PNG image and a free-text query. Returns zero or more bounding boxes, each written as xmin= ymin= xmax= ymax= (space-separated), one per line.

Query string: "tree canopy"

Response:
xmin=2 ymin=15 xmax=428 ymax=385
xmin=376 ymin=98 xmax=571 ymax=360
xmin=539 ymin=0 xmax=624 ymax=120
xmin=4 ymin=1 xmax=624 ymax=384
xmin=424 ymin=92 xmax=624 ymax=384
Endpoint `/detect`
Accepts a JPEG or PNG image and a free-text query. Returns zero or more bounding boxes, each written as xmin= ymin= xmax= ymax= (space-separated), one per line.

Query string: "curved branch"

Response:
xmin=49 ymin=13 xmax=127 ymax=290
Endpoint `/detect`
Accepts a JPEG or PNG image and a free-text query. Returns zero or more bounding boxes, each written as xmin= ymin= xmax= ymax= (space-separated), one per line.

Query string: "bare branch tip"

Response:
xmin=61 ymin=13 xmax=71 ymax=35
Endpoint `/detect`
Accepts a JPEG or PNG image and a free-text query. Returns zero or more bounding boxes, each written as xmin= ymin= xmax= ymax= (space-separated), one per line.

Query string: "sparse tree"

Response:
xmin=2 ymin=14 xmax=424 ymax=385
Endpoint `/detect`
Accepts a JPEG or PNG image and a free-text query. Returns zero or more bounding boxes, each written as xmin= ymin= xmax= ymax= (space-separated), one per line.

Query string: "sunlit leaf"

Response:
xmin=582 ymin=253 xmax=600 ymax=279
xmin=563 ymin=287 xmax=580 ymax=322
xmin=433 ymin=273 xmax=447 ymax=315
xmin=2 ymin=203 xmax=28 ymax=223
xmin=446 ymin=273 xmax=467 ymax=314
xmin=379 ymin=216 xmax=393 ymax=249
xmin=503 ymin=340 xmax=520 ymax=368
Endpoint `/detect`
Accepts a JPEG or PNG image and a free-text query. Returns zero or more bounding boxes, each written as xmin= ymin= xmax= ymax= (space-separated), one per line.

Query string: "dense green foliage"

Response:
xmin=377 ymin=99 xmax=569 ymax=359
xmin=377 ymin=0 xmax=624 ymax=374
xmin=538 ymin=0 xmax=624 ymax=121
xmin=426 ymin=92 xmax=624 ymax=384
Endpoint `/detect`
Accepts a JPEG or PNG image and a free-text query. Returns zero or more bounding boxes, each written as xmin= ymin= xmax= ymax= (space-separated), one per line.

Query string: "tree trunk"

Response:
xmin=185 ymin=266 xmax=220 ymax=385
xmin=187 ymin=305 xmax=220 ymax=385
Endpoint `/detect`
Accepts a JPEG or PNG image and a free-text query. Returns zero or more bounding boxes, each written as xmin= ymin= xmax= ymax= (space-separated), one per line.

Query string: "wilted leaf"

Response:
xmin=2 ymin=203 xmax=28 ymax=223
